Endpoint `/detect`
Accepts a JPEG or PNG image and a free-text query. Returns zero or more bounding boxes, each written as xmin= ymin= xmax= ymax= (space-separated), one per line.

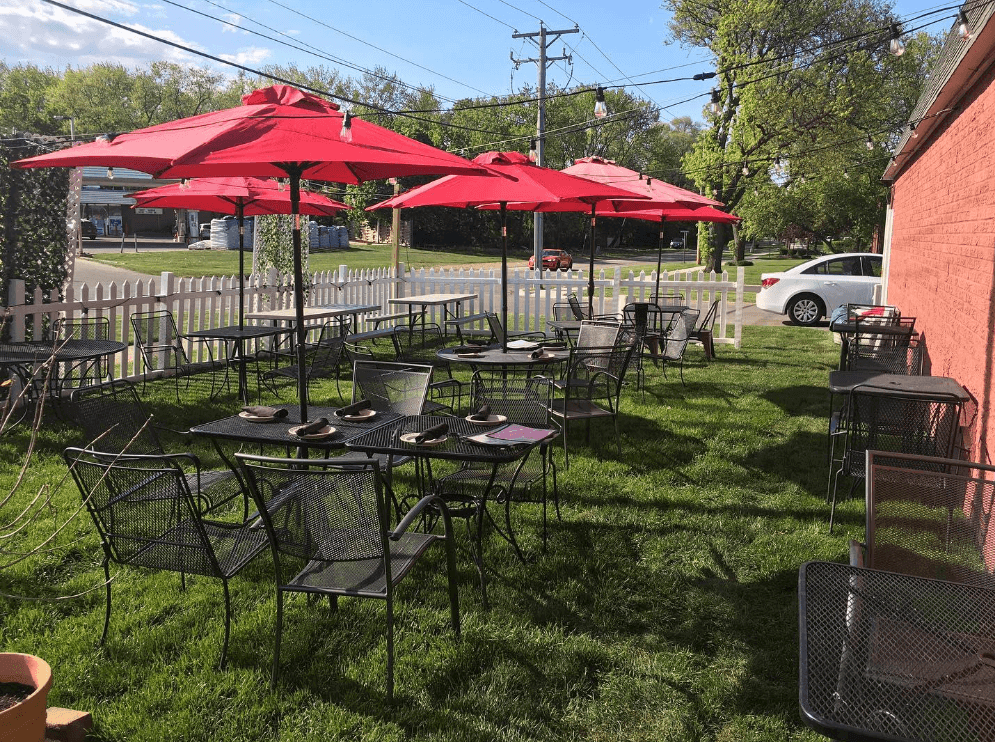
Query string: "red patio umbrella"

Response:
xmin=131 ymin=176 xmax=348 ymax=331
xmin=369 ymin=151 xmax=651 ymax=350
xmin=15 ymin=84 xmax=490 ymax=424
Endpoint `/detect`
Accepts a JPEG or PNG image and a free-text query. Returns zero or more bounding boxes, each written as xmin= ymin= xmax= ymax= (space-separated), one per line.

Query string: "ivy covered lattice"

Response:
xmin=0 ymin=138 xmax=70 ymax=337
xmin=252 ymin=213 xmax=310 ymax=304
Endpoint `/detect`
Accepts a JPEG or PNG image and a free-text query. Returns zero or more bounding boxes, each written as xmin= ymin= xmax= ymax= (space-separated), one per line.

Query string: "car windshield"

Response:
xmin=542 ymin=251 xmax=558 ymax=257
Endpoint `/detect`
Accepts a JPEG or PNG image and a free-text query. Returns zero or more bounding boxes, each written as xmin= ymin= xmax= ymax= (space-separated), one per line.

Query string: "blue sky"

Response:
xmin=0 ymin=0 xmax=958 ymax=122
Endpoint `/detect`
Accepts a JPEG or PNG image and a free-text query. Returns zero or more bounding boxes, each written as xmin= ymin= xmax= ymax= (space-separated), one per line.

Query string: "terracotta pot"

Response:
xmin=0 ymin=653 xmax=52 ymax=742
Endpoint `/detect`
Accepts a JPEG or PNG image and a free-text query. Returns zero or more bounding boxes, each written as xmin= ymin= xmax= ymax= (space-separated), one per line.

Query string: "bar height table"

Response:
xmin=389 ymin=293 xmax=477 ymax=337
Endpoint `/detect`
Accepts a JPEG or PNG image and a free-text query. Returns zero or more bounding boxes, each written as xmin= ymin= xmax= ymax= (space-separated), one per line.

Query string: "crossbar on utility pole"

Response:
xmin=512 ymin=23 xmax=578 ymax=275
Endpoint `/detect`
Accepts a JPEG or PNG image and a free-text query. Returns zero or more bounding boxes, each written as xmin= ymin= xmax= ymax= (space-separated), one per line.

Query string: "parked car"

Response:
xmin=670 ymin=239 xmax=684 ymax=249
xmin=756 ymin=252 xmax=882 ymax=326
xmin=80 ymin=219 xmax=98 ymax=240
xmin=528 ymin=249 xmax=573 ymax=271
xmin=199 ymin=223 xmax=211 ymax=240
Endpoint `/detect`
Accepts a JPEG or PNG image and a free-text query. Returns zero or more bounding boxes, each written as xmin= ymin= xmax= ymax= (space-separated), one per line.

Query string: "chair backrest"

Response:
xmin=551 ymin=303 xmax=575 ymax=321
xmin=352 ymin=360 xmax=432 ymax=414
xmin=236 ymin=455 xmax=388 ymax=578
xmin=470 ymin=369 xmax=549 ymax=427
xmin=307 ymin=322 xmax=346 ymax=377
xmin=622 ymin=303 xmax=666 ymax=339
xmin=696 ymin=301 xmax=719 ymax=333
xmin=576 ymin=320 xmax=621 ymax=349
xmin=484 ymin=313 xmax=506 ymax=344
xmin=848 ymin=335 xmax=923 ymax=375
xmin=69 ymin=379 xmax=165 ymax=455
xmin=846 ymin=388 xmax=962 ymax=468
xmin=131 ymin=310 xmax=188 ymax=372
xmin=567 ymin=294 xmax=589 ymax=320
xmin=655 ymin=292 xmax=685 ymax=307
xmin=662 ymin=309 xmax=699 ymax=360
xmin=565 ymin=342 xmax=636 ymax=404
xmin=63 ymin=447 xmax=223 ymax=577
xmin=866 ymin=451 xmax=995 ymax=589
xmin=54 ymin=316 xmax=112 ymax=387
xmin=392 ymin=323 xmax=449 ymax=366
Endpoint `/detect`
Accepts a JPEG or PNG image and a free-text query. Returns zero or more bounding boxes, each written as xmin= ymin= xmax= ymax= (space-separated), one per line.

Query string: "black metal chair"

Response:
xmin=390 ymin=327 xmax=464 ymax=414
xmin=567 ymin=293 xmax=590 ymax=320
xmin=435 ymin=368 xmax=559 ymax=558
xmin=484 ymin=313 xmax=548 ymax=346
xmin=828 ymin=387 xmax=963 ymax=532
xmin=53 ymin=315 xmax=113 ymax=393
xmin=262 ymin=322 xmax=347 ymax=404
xmin=235 ymin=455 xmax=460 ymax=697
xmin=690 ymin=300 xmax=719 ymax=361
xmin=130 ymin=310 xmax=221 ymax=401
xmin=654 ymin=308 xmax=699 ymax=386
xmin=62 ymin=447 xmax=267 ymax=668
xmin=544 ymin=340 xmax=636 ymax=469
xmin=69 ymin=379 xmax=244 ymax=514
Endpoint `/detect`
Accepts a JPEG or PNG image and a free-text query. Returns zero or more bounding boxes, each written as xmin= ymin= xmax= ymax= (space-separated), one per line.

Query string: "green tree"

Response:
xmin=0 ymin=63 xmax=61 ymax=135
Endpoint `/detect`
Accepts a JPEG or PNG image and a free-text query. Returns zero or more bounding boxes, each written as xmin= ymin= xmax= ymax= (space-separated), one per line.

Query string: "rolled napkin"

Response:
xmin=297 ymin=417 xmax=330 ymax=436
xmin=469 ymin=404 xmax=491 ymax=421
xmin=336 ymin=399 xmax=372 ymax=417
xmin=242 ymin=405 xmax=288 ymax=419
xmin=530 ymin=349 xmax=544 ymax=359
xmin=413 ymin=422 xmax=449 ymax=444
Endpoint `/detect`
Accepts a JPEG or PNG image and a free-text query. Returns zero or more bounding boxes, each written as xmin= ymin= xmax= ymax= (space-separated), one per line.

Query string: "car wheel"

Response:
xmin=787 ymin=294 xmax=823 ymax=326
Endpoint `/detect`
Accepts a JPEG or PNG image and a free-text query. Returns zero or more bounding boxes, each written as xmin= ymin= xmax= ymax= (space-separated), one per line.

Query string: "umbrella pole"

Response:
xmin=587 ymin=204 xmax=596 ymax=317
xmin=237 ymin=201 xmax=245 ymax=330
xmin=501 ymin=202 xmax=508 ymax=353
xmin=654 ymin=215 xmax=665 ymax=302
xmin=287 ymin=167 xmax=309 ymax=425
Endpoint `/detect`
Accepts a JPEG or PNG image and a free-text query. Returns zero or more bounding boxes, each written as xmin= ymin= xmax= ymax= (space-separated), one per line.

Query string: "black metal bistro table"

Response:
xmin=185 ymin=324 xmax=289 ymax=403
xmin=828 ymin=371 xmax=970 ymax=401
xmin=190 ymin=404 xmax=401 ymax=472
xmin=0 ymin=339 xmax=126 ymax=399
xmin=436 ymin=344 xmax=569 ymax=369
xmin=346 ymin=414 xmax=557 ymax=607
xmin=799 ymin=560 xmax=995 ymax=742
xmin=830 ymin=319 xmax=917 ymax=371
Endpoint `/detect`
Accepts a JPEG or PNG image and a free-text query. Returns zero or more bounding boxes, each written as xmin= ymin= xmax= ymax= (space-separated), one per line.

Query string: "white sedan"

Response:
xmin=756 ymin=253 xmax=882 ymax=326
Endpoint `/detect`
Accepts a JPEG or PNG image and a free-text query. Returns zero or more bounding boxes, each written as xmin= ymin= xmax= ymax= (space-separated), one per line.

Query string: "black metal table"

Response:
xmin=345 ymin=414 xmax=557 ymax=606
xmin=185 ymin=325 xmax=289 ymax=403
xmin=828 ymin=371 xmax=970 ymax=401
xmin=0 ymin=339 xmax=126 ymax=399
xmin=437 ymin=344 xmax=569 ymax=369
xmin=830 ymin=320 xmax=916 ymax=370
xmin=799 ymin=561 xmax=995 ymax=742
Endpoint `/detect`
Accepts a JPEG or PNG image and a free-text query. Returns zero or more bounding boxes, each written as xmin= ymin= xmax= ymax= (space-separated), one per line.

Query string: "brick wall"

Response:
xmin=889 ymin=61 xmax=995 ymax=463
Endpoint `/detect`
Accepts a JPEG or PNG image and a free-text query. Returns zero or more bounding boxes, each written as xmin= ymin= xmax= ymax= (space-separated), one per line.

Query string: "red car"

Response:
xmin=528 ymin=249 xmax=573 ymax=271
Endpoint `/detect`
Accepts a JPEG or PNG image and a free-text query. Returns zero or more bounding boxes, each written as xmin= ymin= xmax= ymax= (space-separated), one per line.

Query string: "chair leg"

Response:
xmin=678 ymin=359 xmax=686 ymax=386
xmin=100 ymin=552 xmax=111 ymax=644
xmin=328 ymin=595 xmax=338 ymax=612
xmin=271 ymin=588 xmax=284 ymax=688
xmin=219 ymin=578 xmax=232 ymax=670
xmin=561 ymin=418 xmax=570 ymax=470
xmin=385 ymin=596 xmax=395 ymax=701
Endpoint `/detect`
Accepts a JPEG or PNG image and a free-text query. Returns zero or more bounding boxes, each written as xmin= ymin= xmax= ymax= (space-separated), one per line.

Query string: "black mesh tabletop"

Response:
xmin=185 ymin=325 xmax=288 ymax=341
xmin=346 ymin=414 xmax=553 ymax=464
xmin=830 ymin=321 xmax=917 ymax=336
xmin=799 ymin=561 xmax=995 ymax=742
xmin=828 ymin=371 xmax=970 ymax=400
xmin=0 ymin=340 xmax=125 ymax=366
xmin=190 ymin=405 xmax=401 ymax=449
xmin=437 ymin=345 xmax=569 ymax=368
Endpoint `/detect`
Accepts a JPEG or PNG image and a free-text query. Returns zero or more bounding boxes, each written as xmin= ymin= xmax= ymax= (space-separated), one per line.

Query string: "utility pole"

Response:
xmin=512 ymin=22 xmax=577 ymax=273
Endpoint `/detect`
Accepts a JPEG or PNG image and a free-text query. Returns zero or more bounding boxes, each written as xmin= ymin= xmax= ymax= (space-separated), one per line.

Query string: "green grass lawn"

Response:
xmin=0 ymin=326 xmax=844 ymax=741
xmin=88 ymin=243 xmax=508 ymax=277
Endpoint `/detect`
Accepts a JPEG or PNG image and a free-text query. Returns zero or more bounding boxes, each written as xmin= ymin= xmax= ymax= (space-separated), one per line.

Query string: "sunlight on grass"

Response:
xmin=0 ymin=326 xmax=840 ymax=741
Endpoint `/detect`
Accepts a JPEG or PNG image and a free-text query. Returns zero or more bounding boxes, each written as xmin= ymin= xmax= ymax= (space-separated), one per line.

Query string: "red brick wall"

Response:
xmin=889 ymin=63 xmax=995 ymax=464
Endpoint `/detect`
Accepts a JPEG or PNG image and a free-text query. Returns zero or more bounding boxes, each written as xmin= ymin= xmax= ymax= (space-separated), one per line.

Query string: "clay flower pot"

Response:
xmin=0 ymin=653 xmax=52 ymax=742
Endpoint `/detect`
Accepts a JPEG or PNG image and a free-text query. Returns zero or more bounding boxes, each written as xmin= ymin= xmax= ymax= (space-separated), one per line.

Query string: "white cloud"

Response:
xmin=221 ymin=12 xmax=241 ymax=33
xmin=220 ymin=47 xmax=271 ymax=66
xmin=0 ymin=1 xmax=200 ymax=69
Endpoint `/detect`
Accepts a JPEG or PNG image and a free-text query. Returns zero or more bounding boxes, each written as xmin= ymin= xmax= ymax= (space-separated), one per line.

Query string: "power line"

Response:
xmin=456 ymin=0 xmax=517 ymax=31
xmin=494 ymin=0 xmax=544 ymax=23
xmin=262 ymin=0 xmax=492 ymax=96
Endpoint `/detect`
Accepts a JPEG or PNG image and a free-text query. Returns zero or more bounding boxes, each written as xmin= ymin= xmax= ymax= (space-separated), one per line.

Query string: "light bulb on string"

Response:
xmin=340 ymin=110 xmax=353 ymax=143
xmin=958 ymin=10 xmax=972 ymax=40
xmin=709 ymin=89 xmax=722 ymax=115
xmin=909 ymin=121 xmax=918 ymax=139
xmin=742 ymin=164 xmax=750 ymax=176
xmin=866 ymin=134 xmax=874 ymax=150
xmin=594 ymin=87 xmax=608 ymax=119
xmin=889 ymin=24 xmax=905 ymax=56
xmin=106 ymin=167 xmax=114 ymax=179
xmin=528 ymin=139 xmax=538 ymax=162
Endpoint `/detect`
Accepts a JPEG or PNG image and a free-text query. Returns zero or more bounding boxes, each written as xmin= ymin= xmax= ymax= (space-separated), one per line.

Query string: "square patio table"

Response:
xmin=389 ymin=293 xmax=477 ymax=337
xmin=799 ymin=560 xmax=995 ymax=742
xmin=345 ymin=414 xmax=556 ymax=606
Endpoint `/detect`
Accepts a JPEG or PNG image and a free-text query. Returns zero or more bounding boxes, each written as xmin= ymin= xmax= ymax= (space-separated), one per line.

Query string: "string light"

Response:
xmin=889 ymin=23 xmax=905 ymax=56
xmin=709 ymin=89 xmax=722 ymax=114
xmin=866 ymin=134 xmax=874 ymax=150
xmin=528 ymin=139 xmax=538 ymax=162
xmin=594 ymin=87 xmax=608 ymax=119
xmin=742 ymin=164 xmax=750 ymax=176
xmin=106 ymin=167 xmax=114 ymax=179
xmin=909 ymin=121 xmax=918 ymax=138
xmin=958 ymin=10 xmax=971 ymax=40
xmin=340 ymin=110 xmax=353 ymax=143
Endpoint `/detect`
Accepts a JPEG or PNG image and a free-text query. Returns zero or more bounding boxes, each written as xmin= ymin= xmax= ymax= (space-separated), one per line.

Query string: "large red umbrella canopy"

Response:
xmin=369 ymin=151 xmax=651 ymax=348
xmin=15 ymin=84 xmax=491 ymax=424
xmin=130 ymin=176 xmax=348 ymax=217
xmin=561 ymin=156 xmax=722 ymax=208
xmin=131 ymin=176 xmax=349 ymax=332
xmin=612 ymin=204 xmax=740 ymax=224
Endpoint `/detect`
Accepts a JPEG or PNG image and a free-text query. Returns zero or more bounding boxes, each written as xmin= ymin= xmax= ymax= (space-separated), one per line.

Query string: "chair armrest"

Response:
xmin=390 ymin=494 xmax=452 ymax=540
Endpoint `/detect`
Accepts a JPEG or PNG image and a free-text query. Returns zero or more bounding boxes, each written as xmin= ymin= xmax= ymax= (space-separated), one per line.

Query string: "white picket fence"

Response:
xmin=3 ymin=262 xmax=744 ymax=382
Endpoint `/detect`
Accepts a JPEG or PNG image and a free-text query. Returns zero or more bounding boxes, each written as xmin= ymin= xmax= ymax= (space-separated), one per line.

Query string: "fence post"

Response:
xmin=735 ymin=266 xmax=744 ymax=349
xmin=7 ymin=279 xmax=25 ymax=341
xmin=396 ymin=261 xmax=406 ymax=300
